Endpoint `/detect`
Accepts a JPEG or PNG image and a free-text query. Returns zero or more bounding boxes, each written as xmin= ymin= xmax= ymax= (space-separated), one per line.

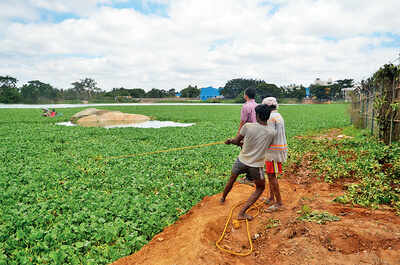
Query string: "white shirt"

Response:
xmin=265 ymin=111 xmax=288 ymax=163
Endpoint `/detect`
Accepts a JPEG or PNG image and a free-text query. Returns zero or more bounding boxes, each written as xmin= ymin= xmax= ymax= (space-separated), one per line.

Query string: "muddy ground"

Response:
xmin=112 ymin=131 xmax=400 ymax=265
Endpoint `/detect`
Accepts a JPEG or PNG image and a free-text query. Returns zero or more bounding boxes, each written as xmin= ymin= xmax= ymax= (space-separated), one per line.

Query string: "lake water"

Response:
xmin=0 ymin=103 xmax=301 ymax=109
xmin=0 ymin=103 xmax=242 ymax=109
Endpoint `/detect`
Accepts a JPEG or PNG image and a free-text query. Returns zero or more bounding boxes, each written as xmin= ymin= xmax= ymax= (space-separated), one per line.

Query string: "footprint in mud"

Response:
xmin=201 ymin=218 xmax=227 ymax=245
xmin=324 ymin=229 xmax=370 ymax=254
xmin=203 ymin=218 xmax=253 ymax=253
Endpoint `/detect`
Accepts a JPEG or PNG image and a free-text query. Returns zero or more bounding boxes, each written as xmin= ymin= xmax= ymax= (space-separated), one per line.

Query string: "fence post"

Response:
xmin=389 ymin=78 xmax=396 ymax=145
xmin=360 ymin=94 xmax=364 ymax=128
xmin=366 ymin=92 xmax=369 ymax=129
xmin=371 ymin=89 xmax=375 ymax=135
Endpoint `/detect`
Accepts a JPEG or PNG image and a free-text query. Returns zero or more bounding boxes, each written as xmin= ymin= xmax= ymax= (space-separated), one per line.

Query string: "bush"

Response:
xmin=205 ymin=98 xmax=222 ymax=103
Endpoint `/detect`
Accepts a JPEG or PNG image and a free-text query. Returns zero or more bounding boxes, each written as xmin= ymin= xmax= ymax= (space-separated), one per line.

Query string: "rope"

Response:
xmin=95 ymin=140 xmax=265 ymax=256
xmin=95 ymin=141 xmax=225 ymax=160
xmin=216 ymin=200 xmax=264 ymax=256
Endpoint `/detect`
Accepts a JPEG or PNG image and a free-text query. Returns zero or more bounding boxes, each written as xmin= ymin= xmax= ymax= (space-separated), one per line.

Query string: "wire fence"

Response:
xmin=351 ymin=76 xmax=400 ymax=144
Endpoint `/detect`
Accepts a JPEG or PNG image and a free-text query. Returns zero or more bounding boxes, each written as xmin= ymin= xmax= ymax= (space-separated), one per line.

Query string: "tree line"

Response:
xmin=0 ymin=75 xmax=353 ymax=104
xmin=220 ymin=78 xmax=354 ymax=103
xmin=0 ymin=76 xmax=203 ymax=103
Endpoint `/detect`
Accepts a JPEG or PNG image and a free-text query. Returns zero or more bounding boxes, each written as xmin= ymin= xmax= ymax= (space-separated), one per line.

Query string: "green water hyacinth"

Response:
xmin=0 ymin=104 xmax=350 ymax=264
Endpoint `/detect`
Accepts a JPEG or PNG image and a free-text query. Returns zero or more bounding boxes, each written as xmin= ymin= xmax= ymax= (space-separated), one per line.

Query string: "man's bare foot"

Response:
xmin=220 ymin=197 xmax=225 ymax=204
xmin=237 ymin=213 xmax=253 ymax=220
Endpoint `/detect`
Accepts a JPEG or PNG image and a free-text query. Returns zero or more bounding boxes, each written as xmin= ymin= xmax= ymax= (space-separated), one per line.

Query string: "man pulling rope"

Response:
xmin=220 ymin=104 xmax=275 ymax=220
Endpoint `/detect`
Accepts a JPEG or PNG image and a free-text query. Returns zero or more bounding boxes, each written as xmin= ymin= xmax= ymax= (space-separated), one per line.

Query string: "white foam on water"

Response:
xmin=105 ymin=121 xmax=195 ymax=128
xmin=56 ymin=121 xmax=195 ymax=128
xmin=56 ymin=122 xmax=77 ymax=126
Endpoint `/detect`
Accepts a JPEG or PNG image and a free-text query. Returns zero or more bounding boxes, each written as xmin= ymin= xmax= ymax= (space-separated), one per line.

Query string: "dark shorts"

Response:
xmin=232 ymin=158 xmax=265 ymax=181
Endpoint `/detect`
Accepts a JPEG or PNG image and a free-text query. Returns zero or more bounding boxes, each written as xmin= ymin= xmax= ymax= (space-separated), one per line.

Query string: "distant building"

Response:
xmin=314 ymin=78 xmax=333 ymax=86
xmin=175 ymin=92 xmax=181 ymax=97
xmin=200 ymin=86 xmax=220 ymax=101
xmin=305 ymin=87 xmax=310 ymax=98
xmin=343 ymin=87 xmax=355 ymax=102
xmin=285 ymin=84 xmax=300 ymax=89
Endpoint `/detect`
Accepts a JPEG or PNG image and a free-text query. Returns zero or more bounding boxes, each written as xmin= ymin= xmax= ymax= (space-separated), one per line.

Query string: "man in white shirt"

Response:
xmin=262 ymin=97 xmax=287 ymax=211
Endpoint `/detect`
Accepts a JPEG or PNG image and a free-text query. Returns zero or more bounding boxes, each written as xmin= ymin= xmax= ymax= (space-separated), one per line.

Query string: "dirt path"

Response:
xmin=112 ymin=173 xmax=400 ymax=265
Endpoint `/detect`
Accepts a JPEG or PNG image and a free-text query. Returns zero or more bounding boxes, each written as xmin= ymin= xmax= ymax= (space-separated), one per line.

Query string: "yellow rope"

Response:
xmin=95 ymin=141 xmax=225 ymax=160
xmin=95 ymin=139 xmax=266 ymax=256
xmin=216 ymin=200 xmax=264 ymax=256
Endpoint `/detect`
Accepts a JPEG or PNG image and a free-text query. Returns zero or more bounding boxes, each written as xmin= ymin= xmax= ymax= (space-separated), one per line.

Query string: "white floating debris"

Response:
xmin=56 ymin=120 xmax=195 ymax=128
xmin=56 ymin=122 xmax=77 ymax=127
xmin=105 ymin=121 xmax=195 ymax=128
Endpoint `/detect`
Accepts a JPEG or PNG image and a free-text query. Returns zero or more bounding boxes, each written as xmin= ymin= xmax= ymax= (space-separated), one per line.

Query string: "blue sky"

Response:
xmin=0 ymin=0 xmax=399 ymax=91
xmin=376 ymin=33 xmax=400 ymax=48
xmin=9 ymin=0 xmax=170 ymax=23
xmin=39 ymin=10 xmax=80 ymax=23
xmin=100 ymin=0 xmax=170 ymax=17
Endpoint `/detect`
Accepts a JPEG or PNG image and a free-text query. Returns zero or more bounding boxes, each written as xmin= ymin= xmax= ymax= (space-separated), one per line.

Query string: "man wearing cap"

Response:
xmin=262 ymin=97 xmax=287 ymax=211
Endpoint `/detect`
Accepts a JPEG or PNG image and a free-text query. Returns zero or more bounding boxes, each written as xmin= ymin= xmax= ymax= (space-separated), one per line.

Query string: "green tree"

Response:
xmin=309 ymin=79 xmax=354 ymax=101
xmin=71 ymin=78 xmax=100 ymax=99
xmin=110 ymin=87 xmax=130 ymax=97
xmin=0 ymin=76 xmax=20 ymax=103
xmin=167 ymin=88 xmax=176 ymax=97
xmin=255 ymin=82 xmax=282 ymax=102
xmin=336 ymin=79 xmax=354 ymax=89
xmin=333 ymin=79 xmax=354 ymax=100
xmin=105 ymin=87 xmax=146 ymax=98
xmin=234 ymin=90 xmax=246 ymax=103
xmin=283 ymin=85 xmax=306 ymax=99
xmin=221 ymin=78 xmax=262 ymax=98
xmin=129 ymin=88 xmax=146 ymax=98
xmin=310 ymin=84 xmax=331 ymax=100
xmin=146 ymin=88 xmax=168 ymax=98
xmin=21 ymin=80 xmax=58 ymax=103
xmin=180 ymin=85 xmax=200 ymax=98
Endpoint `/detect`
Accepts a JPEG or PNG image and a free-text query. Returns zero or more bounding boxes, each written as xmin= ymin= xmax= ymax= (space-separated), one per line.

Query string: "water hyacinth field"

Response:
xmin=0 ymin=104 xmax=350 ymax=264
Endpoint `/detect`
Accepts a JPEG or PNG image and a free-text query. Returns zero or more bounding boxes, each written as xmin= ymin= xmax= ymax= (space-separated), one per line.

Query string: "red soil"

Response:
xmin=112 ymin=176 xmax=400 ymax=265
xmin=112 ymin=129 xmax=399 ymax=264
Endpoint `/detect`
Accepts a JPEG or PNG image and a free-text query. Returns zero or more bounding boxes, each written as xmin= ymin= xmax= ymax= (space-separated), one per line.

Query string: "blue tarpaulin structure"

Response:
xmin=305 ymin=87 xmax=310 ymax=98
xmin=200 ymin=86 xmax=220 ymax=101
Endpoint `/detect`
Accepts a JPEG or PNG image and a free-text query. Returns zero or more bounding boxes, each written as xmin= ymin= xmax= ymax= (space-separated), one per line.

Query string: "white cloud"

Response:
xmin=0 ymin=1 xmax=38 ymax=24
xmin=0 ymin=0 xmax=399 ymax=91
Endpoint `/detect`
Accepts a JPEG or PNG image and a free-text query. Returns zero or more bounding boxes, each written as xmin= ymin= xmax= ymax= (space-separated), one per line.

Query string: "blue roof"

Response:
xmin=200 ymin=86 xmax=220 ymax=100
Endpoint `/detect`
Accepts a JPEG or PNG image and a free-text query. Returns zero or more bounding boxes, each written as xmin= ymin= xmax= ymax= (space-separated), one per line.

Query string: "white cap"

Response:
xmin=262 ymin=97 xmax=278 ymax=108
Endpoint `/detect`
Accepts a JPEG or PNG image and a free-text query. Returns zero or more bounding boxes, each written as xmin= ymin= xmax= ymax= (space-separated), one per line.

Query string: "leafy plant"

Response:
xmin=287 ymin=127 xmax=400 ymax=213
xmin=297 ymin=205 xmax=340 ymax=224
xmin=0 ymin=104 xmax=350 ymax=264
xmin=265 ymin=218 xmax=280 ymax=229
